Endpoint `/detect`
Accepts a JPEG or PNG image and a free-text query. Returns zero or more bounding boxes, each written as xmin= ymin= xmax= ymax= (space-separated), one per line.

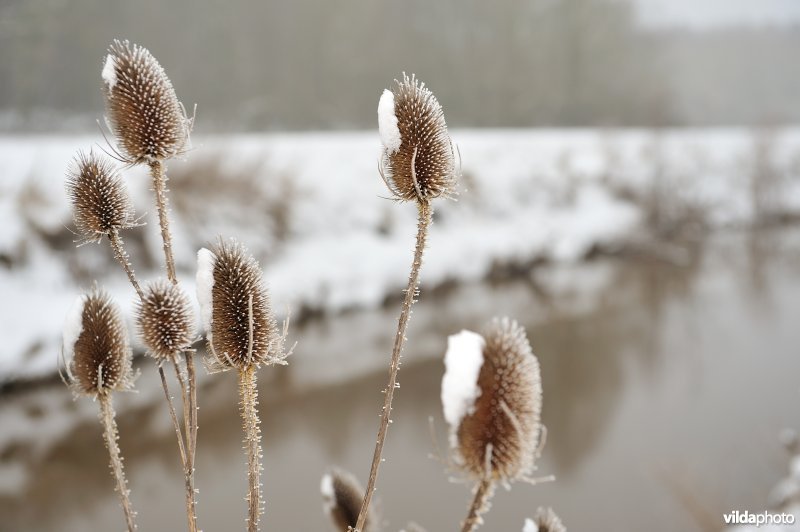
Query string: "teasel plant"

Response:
xmin=99 ymin=38 xmax=200 ymax=531
xmin=355 ymin=73 xmax=458 ymax=531
xmin=196 ymin=238 xmax=291 ymax=531
xmin=441 ymin=318 xmax=554 ymax=532
xmin=320 ymin=467 xmax=375 ymax=532
xmin=60 ymin=287 xmax=137 ymax=531
xmin=523 ymin=507 xmax=567 ymax=532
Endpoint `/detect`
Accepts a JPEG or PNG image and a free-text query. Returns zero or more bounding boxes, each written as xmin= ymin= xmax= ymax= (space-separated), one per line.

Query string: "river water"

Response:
xmin=2 ymin=228 xmax=800 ymax=531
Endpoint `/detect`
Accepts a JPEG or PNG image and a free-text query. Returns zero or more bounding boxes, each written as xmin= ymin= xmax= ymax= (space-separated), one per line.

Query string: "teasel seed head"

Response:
xmin=196 ymin=238 xmax=285 ymax=371
xmin=65 ymin=150 xmax=136 ymax=244
xmin=136 ymin=280 xmax=196 ymax=360
xmin=378 ymin=73 xmax=457 ymax=203
xmin=102 ymin=39 xmax=190 ymax=164
xmin=442 ymin=317 xmax=543 ymax=484
xmin=320 ymin=467 xmax=374 ymax=532
xmin=523 ymin=507 xmax=566 ymax=532
xmin=62 ymin=287 xmax=134 ymax=397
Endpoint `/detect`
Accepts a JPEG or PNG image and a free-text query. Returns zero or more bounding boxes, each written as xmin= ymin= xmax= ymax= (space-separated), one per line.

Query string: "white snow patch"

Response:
xmin=62 ymin=294 xmax=86 ymax=361
xmin=441 ymin=330 xmax=485 ymax=432
xmin=102 ymin=55 xmax=117 ymax=90
xmin=523 ymin=518 xmax=538 ymax=532
xmin=378 ymin=89 xmax=401 ymax=154
xmin=196 ymin=248 xmax=216 ymax=340
xmin=320 ymin=473 xmax=334 ymax=512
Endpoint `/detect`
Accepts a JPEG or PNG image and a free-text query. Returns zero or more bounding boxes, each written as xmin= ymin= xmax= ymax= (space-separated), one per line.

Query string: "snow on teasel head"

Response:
xmin=320 ymin=467 xmax=374 ymax=532
xmin=62 ymin=287 xmax=134 ymax=397
xmin=523 ymin=507 xmax=566 ymax=532
xmin=66 ymin=150 xmax=136 ymax=244
xmin=196 ymin=238 xmax=287 ymax=371
xmin=103 ymin=39 xmax=190 ymax=164
xmin=378 ymin=73 xmax=457 ymax=203
xmin=136 ymin=280 xmax=196 ymax=361
xmin=442 ymin=317 xmax=545 ymax=484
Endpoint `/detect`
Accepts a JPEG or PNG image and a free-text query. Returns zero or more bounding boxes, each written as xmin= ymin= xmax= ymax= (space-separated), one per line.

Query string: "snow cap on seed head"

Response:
xmin=523 ymin=507 xmax=566 ymax=532
xmin=103 ymin=39 xmax=190 ymax=164
xmin=442 ymin=317 xmax=544 ymax=483
xmin=320 ymin=467 xmax=374 ymax=532
xmin=378 ymin=73 xmax=457 ymax=203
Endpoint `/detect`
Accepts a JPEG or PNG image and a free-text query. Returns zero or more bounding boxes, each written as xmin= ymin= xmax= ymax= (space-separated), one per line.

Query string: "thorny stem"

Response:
xmin=108 ymin=230 xmax=143 ymax=300
xmin=355 ymin=200 xmax=432 ymax=531
xmin=98 ymin=392 xmax=137 ymax=532
xmin=149 ymin=159 xmax=178 ymax=285
xmin=172 ymin=359 xmax=198 ymax=532
xmin=239 ymin=366 xmax=262 ymax=532
xmin=461 ymin=479 xmax=495 ymax=532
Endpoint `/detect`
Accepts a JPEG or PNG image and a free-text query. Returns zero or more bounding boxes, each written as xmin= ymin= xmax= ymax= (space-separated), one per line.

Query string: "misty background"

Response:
xmin=1 ymin=0 xmax=800 ymax=131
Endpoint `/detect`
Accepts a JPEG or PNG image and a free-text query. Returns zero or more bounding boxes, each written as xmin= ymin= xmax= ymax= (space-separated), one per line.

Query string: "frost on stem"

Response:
xmin=103 ymin=39 xmax=190 ymax=164
xmin=321 ymin=468 xmax=374 ymax=532
xmin=378 ymin=73 xmax=457 ymax=203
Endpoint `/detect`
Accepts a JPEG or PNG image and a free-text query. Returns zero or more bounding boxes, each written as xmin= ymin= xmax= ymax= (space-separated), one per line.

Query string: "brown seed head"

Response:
xmin=321 ymin=468 xmax=374 ymax=532
xmin=136 ymin=280 xmax=196 ymax=360
xmin=452 ymin=317 xmax=543 ymax=483
xmin=378 ymin=73 xmax=457 ymax=202
xmin=103 ymin=39 xmax=189 ymax=164
xmin=196 ymin=239 xmax=283 ymax=371
xmin=63 ymin=287 xmax=134 ymax=396
xmin=65 ymin=150 xmax=136 ymax=243
xmin=530 ymin=507 xmax=566 ymax=532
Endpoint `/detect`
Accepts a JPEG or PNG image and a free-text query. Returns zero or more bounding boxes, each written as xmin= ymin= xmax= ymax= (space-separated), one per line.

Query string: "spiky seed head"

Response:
xmin=378 ymin=73 xmax=457 ymax=202
xmin=448 ymin=317 xmax=543 ymax=483
xmin=63 ymin=288 xmax=134 ymax=396
xmin=103 ymin=39 xmax=190 ymax=164
xmin=65 ymin=150 xmax=136 ymax=243
xmin=136 ymin=280 xmax=196 ymax=360
xmin=321 ymin=468 xmax=374 ymax=532
xmin=524 ymin=508 xmax=566 ymax=532
xmin=196 ymin=238 xmax=282 ymax=371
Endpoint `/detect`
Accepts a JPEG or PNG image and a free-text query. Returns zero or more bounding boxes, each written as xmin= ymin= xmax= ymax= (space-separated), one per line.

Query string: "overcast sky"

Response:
xmin=635 ymin=0 xmax=800 ymax=29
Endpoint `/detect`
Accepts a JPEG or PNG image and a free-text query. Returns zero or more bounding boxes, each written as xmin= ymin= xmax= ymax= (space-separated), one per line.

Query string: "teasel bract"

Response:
xmin=523 ymin=507 xmax=567 ymax=532
xmin=61 ymin=287 xmax=137 ymax=531
xmin=197 ymin=238 xmax=288 ymax=532
xmin=103 ymin=38 xmax=190 ymax=284
xmin=441 ymin=318 xmax=551 ymax=532
xmin=356 ymin=73 xmax=458 ymax=531
xmin=66 ymin=150 xmax=143 ymax=298
xmin=321 ymin=468 xmax=375 ymax=532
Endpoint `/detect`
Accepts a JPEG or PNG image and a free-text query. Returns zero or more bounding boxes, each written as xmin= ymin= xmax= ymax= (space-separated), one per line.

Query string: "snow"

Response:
xmin=378 ymin=89 xmax=401 ymax=153
xmin=441 ymin=330 xmax=485 ymax=432
xmin=101 ymin=55 xmax=117 ymax=90
xmin=196 ymin=248 xmax=216 ymax=341
xmin=522 ymin=518 xmax=538 ymax=532
xmin=3 ymin=128 xmax=800 ymax=382
xmin=62 ymin=294 xmax=86 ymax=362
xmin=320 ymin=473 xmax=334 ymax=512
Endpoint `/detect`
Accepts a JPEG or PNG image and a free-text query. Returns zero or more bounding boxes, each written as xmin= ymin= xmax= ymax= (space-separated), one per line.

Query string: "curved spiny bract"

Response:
xmin=64 ymin=288 xmax=134 ymax=397
xmin=66 ymin=151 xmax=136 ymax=243
xmin=321 ymin=468 xmax=374 ymax=532
xmin=197 ymin=238 xmax=282 ymax=371
xmin=379 ymin=73 xmax=457 ymax=202
xmin=456 ymin=317 xmax=543 ymax=483
xmin=103 ymin=39 xmax=189 ymax=164
xmin=136 ymin=280 xmax=196 ymax=361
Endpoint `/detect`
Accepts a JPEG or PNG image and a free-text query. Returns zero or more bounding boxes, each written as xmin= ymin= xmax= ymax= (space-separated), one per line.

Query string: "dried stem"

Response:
xmin=149 ymin=159 xmax=177 ymax=285
xmin=355 ymin=200 xmax=432 ymax=531
xmin=239 ymin=366 xmax=262 ymax=532
xmin=461 ymin=479 xmax=495 ymax=532
xmin=171 ymin=360 xmax=198 ymax=532
xmin=98 ymin=392 xmax=137 ymax=532
xmin=108 ymin=230 xmax=144 ymax=300
xmin=158 ymin=366 xmax=188 ymax=466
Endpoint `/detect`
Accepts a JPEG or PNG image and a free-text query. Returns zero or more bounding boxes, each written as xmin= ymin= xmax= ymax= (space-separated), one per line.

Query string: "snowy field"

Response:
xmin=2 ymin=128 xmax=800 ymax=383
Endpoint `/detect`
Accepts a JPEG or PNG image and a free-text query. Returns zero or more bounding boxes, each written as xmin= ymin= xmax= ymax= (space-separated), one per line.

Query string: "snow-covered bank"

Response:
xmin=2 ymin=128 xmax=800 ymax=382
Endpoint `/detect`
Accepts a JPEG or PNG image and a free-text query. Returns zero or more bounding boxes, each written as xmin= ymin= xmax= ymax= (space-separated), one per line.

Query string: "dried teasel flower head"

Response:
xmin=378 ymin=73 xmax=457 ymax=203
xmin=102 ymin=39 xmax=190 ymax=164
xmin=62 ymin=287 xmax=134 ymax=397
xmin=196 ymin=238 xmax=286 ymax=371
xmin=320 ymin=467 xmax=374 ymax=532
xmin=523 ymin=507 xmax=566 ymax=532
xmin=65 ymin=150 xmax=136 ymax=244
xmin=441 ymin=317 xmax=544 ymax=484
xmin=136 ymin=280 xmax=196 ymax=360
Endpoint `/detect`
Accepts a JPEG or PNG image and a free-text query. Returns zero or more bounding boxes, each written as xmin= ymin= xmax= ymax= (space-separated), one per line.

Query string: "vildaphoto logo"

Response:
xmin=723 ymin=510 xmax=796 ymax=527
